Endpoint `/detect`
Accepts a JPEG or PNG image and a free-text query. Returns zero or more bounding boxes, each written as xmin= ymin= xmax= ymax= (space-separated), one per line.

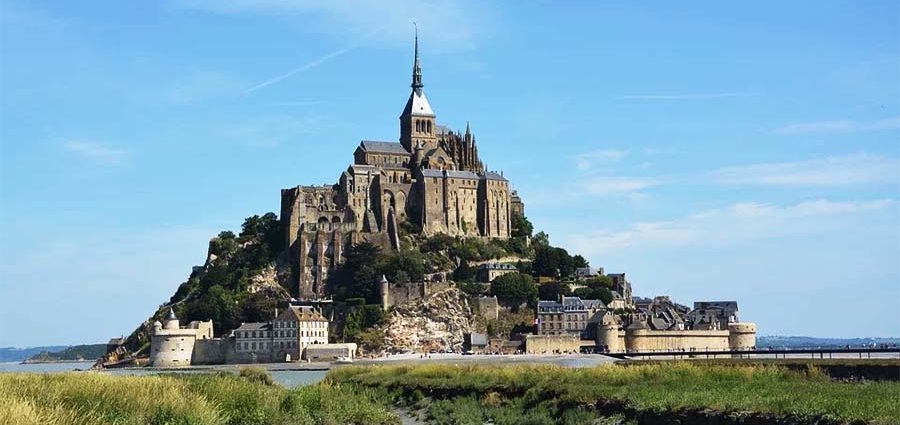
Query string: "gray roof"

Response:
xmin=234 ymin=322 xmax=271 ymax=332
xmin=420 ymin=169 xmax=480 ymax=179
xmin=478 ymin=263 xmax=517 ymax=270
xmin=482 ymin=171 xmax=507 ymax=181
xmin=446 ymin=170 xmax=479 ymax=179
xmin=401 ymin=88 xmax=435 ymax=117
xmin=359 ymin=141 xmax=410 ymax=155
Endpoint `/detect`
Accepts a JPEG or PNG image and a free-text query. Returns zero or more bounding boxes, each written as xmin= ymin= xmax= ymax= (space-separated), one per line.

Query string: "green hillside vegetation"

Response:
xmin=331 ymin=363 xmax=900 ymax=425
xmin=26 ymin=345 xmax=106 ymax=363
xmin=117 ymin=211 xmax=600 ymax=354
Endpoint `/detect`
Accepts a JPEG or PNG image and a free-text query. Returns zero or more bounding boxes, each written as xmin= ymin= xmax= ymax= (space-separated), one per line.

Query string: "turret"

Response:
xmin=379 ymin=275 xmax=391 ymax=311
xmin=728 ymin=322 xmax=757 ymax=351
xmin=595 ymin=314 xmax=622 ymax=353
xmin=163 ymin=308 xmax=180 ymax=330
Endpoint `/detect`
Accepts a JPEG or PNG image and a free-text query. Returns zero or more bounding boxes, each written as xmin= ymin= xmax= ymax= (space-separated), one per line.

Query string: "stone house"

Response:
xmin=476 ymin=263 xmax=517 ymax=283
xmin=536 ymin=296 xmax=606 ymax=338
xmin=233 ymin=306 xmax=329 ymax=362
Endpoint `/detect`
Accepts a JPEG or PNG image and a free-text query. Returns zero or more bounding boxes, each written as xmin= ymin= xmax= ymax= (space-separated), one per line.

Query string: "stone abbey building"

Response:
xmin=281 ymin=35 xmax=524 ymax=299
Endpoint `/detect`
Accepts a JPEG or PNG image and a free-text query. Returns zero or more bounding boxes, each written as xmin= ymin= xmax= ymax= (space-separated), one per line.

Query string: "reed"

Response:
xmin=0 ymin=371 xmax=398 ymax=425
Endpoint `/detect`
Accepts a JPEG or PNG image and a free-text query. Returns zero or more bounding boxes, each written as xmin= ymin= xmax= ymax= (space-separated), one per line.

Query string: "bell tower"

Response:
xmin=400 ymin=28 xmax=437 ymax=152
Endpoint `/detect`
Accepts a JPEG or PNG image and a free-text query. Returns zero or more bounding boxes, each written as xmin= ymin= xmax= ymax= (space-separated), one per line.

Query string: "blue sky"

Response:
xmin=1 ymin=0 xmax=898 ymax=346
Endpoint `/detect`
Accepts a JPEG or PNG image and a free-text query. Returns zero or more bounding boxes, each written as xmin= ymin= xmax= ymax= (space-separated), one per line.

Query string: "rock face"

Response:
xmin=381 ymin=287 xmax=480 ymax=353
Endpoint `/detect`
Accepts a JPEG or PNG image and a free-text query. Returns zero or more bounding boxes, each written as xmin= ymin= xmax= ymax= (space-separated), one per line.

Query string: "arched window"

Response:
xmin=427 ymin=121 xmax=432 ymax=134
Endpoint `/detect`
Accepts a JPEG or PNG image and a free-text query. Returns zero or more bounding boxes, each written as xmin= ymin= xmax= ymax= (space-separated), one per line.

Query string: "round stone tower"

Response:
xmin=150 ymin=308 xmax=198 ymax=368
xmin=727 ymin=322 xmax=757 ymax=351
xmin=596 ymin=321 xmax=622 ymax=353
xmin=624 ymin=319 xmax=650 ymax=353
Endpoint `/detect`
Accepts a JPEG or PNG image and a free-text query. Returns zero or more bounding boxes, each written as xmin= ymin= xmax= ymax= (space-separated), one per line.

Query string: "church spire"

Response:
xmin=412 ymin=24 xmax=423 ymax=89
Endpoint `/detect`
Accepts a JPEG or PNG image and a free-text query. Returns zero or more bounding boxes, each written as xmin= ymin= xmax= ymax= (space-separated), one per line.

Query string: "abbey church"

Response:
xmin=281 ymin=35 xmax=525 ymax=299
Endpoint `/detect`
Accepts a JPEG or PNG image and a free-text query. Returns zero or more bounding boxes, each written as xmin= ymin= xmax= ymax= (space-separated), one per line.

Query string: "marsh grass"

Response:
xmin=329 ymin=362 xmax=900 ymax=424
xmin=0 ymin=372 xmax=398 ymax=425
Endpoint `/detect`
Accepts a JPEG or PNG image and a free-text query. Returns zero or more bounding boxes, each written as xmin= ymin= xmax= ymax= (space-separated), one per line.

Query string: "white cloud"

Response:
xmin=564 ymin=199 xmax=897 ymax=256
xmin=712 ymin=154 xmax=900 ymax=186
xmin=619 ymin=92 xmax=755 ymax=100
xmin=775 ymin=116 xmax=900 ymax=135
xmin=176 ymin=0 xmax=492 ymax=52
xmin=575 ymin=149 xmax=628 ymax=170
xmin=584 ymin=177 xmax=659 ymax=195
xmin=63 ymin=141 xmax=131 ymax=167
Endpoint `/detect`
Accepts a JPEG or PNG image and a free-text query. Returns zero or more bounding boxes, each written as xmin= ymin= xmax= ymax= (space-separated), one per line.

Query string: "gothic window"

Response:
xmin=427 ymin=121 xmax=432 ymax=134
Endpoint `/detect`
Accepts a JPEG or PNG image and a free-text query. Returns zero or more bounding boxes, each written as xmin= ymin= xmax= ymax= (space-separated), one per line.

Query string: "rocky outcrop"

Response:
xmin=381 ymin=287 xmax=481 ymax=353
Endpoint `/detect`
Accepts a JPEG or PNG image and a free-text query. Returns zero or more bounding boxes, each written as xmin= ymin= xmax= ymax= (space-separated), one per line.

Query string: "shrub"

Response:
xmin=239 ymin=367 xmax=275 ymax=386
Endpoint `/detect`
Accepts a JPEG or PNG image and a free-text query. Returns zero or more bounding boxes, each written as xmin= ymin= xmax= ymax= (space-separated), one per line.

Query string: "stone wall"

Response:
xmin=625 ymin=329 xmax=731 ymax=352
xmin=524 ymin=334 xmax=581 ymax=354
xmin=192 ymin=338 xmax=228 ymax=365
xmin=473 ymin=296 xmax=499 ymax=321
xmin=383 ymin=281 xmax=454 ymax=310
xmin=302 ymin=343 xmax=358 ymax=361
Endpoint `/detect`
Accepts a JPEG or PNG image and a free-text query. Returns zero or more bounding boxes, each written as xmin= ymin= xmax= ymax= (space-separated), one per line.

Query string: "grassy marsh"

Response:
xmin=329 ymin=362 xmax=900 ymax=424
xmin=0 ymin=369 xmax=397 ymax=425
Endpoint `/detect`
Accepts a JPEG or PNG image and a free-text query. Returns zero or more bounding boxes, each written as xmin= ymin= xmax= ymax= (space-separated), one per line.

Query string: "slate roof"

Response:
xmin=482 ymin=171 xmax=507 ymax=181
xmin=401 ymin=88 xmax=435 ymax=117
xmin=420 ymin=169 xmax=480 ymax=179
xmin=280 ymin=305 xmax=328 ymax=322
xmin=478 ymin=263 xmax=517 ymax=270
xmin=234 ymin=322 xmax=271 ymax=332
xmin=359 ymin=141 xmax=410 ymax=155
xmin=446 ymin=170 xmax=479 ymax=179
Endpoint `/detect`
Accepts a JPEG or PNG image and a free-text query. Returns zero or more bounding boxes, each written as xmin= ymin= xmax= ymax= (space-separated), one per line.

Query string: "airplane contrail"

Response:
xmin=242 ymin=28 xmax=384 ymax=95
xmin=242 ymin=44 xmax=360 ymax=94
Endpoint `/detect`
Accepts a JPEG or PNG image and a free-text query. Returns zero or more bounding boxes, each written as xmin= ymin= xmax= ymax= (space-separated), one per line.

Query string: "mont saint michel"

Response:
xmin=2 ymin=2 xmax=898 ymax=425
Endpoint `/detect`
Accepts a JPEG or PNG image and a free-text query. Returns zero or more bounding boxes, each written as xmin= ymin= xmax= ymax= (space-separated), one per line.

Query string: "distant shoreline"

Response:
xmin=21 ymin=359 xmax=96 ymax=365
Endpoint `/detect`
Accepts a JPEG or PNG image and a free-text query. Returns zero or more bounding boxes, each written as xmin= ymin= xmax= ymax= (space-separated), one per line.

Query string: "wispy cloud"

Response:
xmin=619 ymin=92 xmax=755 ymax=100
xmin=63 ymin=141 xmax=131 ymax=167
xmin=584 ymin=177 xmax=660 ymax=195
xmin=575 ymin=149 xmax=628 ymax=170
xmin=564 ymin=199 xmax=897 ymax=255
xmin=712 ymin=154 xmax=900 ymax=186
xmin=775 ymin=116 xmax=900 ymax=135
xmin=242 ymin=44 xmax=360 ymax=94
xmin=177 ymin=0 xmax=492 ymax=52
xmin=168 ymin=70 xmax=244 ymax=104
xmin=221 ymin=115 xmax=328 ymax=148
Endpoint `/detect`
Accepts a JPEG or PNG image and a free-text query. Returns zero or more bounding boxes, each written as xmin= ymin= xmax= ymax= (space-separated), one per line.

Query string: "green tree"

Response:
xmin=573 ymin=286 xmax=613 ymax=305
xmin=532 ymin=231 xmax=550 ymax=248
xmin=328 ymin=243 xmax=382 ymax=303
xmin=511 ymin=215 xmax=534 ymax=238
xmin=452 ymin=260 xmax=475 ymax=283
xmin=490 ymin=272 xmax=538 ymax=308
xmin=573 ymin=255 xmax=589 ymax=269
xmin=538 ymin=281 xmax=571 ymax=301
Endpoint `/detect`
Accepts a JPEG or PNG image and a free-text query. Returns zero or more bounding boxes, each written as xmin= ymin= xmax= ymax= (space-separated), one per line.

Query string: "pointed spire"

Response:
xmin=167 ymin=308 xmax=177 ymax=320
xmin=411 ymin=24 xmax=423 ymax=89
xmin=465 ymin=121 xmax=471 ymax=137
